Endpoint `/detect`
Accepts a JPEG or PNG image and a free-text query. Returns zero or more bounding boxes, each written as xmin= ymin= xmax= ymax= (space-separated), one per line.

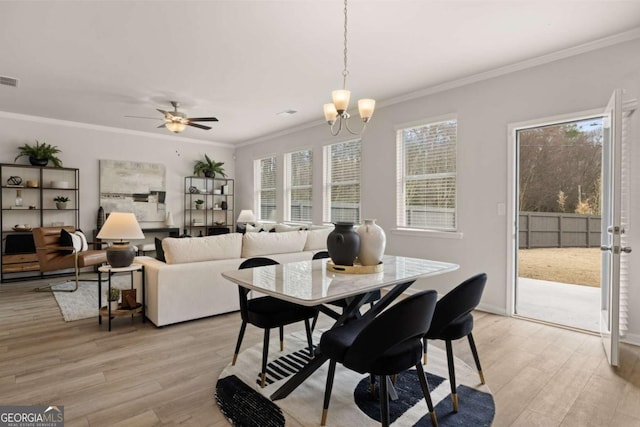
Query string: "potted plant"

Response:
xmin=54 ymin=196 xmax=70 ymax=209
xmin=195 ymin=199 xmax=205 ymax=210
xmin=108 ymin=288 xmax=120 ymax=311
xmin=14 ymin=140 xmax=63 ymax=167
xmin=193 ymin=155 xmax=226 ymax=178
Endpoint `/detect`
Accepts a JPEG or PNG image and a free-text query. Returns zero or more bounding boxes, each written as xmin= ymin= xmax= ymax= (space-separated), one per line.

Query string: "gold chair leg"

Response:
xmin=452 ymin=392 xmax=459 ymax=412
xmin=260 ymin=373 xmax=266 ymax=388
xmin=280 ymin=340 xmax=284 ymax=351
xmin=430 ymin=411 xmax=439 ymax=427
xmin=321 ymin=408 xmax=328 ymax=426
xmin=479 ymin=369 xmax=485 ymax=385
xmin=232 ymin=353 xmax=238 ymax=365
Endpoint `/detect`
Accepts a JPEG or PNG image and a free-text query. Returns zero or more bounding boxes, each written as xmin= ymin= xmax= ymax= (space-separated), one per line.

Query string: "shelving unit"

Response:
xmin=1 ymin=163 xmax=80 ymax=282
xmin=184 ymin=176 xmax=234 ymax=237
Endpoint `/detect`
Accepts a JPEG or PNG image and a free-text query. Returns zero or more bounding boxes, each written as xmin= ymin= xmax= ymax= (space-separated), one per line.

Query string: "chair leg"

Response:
xmin=304 ymin=318 xmax=314 ymax=359
xmin=445 ymin=340 xmax=458 ymax=412
xmin=416 ymin=362 xmax=438 ymax=427
xmin=261 ymin=328 xmax=270 ymax=388
xmin=279 ymin=326 xmax=284 ymax=351
xmin=311 ymin=311 xmax=319 ymax=332
xmin=370 ymin=374 xmax=376 ymax=396
xmin=232 ymin=321 xmax=247 ymax=365
xmin=321 ymin=360 xmax=337 ymax=426
xmin=35 ymin=254 xmax=81 ymax=292
xmin=380 ymin=375 xmax=390 ymax=427
xmin=423 ymin=337 xmax=428 ymax=365
xmin=467 ymin=333 xmax=485 ymax=384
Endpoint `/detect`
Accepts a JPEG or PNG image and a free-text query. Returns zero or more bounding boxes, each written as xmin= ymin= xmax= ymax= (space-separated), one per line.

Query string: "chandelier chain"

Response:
xmin=342 ymin=0 xmax=349 ymax=88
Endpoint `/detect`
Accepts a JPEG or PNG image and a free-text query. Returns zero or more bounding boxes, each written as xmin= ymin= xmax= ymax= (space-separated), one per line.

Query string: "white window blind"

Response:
xmin=323 ymin=139 xmax=361 ymax=223
xmin=254 ymin=156 xmax=276 ymax=221
xmin=396 ymin=118 xmax=457 ymax=230
xmin=285 ymin=149 xmax=313 ymax=222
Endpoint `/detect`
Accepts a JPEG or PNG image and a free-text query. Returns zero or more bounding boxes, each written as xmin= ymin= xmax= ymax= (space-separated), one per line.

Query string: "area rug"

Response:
xmin=215 ymin=332 xmax=494 ymax=426
xmin=52 ymin=276 xmax=131 ymax=321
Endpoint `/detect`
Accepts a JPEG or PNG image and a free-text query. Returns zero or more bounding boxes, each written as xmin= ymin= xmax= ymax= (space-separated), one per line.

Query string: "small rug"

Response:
xmin=52 ymin=277 xmax=131 ymax=321
xmin=216 ymin=332 xmax=494 ymax=426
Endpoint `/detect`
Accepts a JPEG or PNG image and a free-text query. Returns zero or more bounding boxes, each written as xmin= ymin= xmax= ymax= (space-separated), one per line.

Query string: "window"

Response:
xmin=323 ymin=139 xmax=361 ymax=223
xmin=396 ymin=117 xmax=457 ymax=230
xmin=254 ymin=156 xmax=276 ymax=221
xmin=285 ymin=149 xmax=313 ymax=222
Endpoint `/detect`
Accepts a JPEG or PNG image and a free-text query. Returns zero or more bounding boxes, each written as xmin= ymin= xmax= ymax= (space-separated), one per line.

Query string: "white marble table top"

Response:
xmin=221 ymin=255 xmax=459 ymax=306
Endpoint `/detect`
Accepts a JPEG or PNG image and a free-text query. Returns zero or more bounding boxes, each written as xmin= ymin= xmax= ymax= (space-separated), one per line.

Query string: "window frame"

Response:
xmin=284 ymin=148 xmax=313 ymax=223
xmin=395 ymin=114 xmax=458 ymax=232
xmin=254 ymin=155 xmax=277 ymax=222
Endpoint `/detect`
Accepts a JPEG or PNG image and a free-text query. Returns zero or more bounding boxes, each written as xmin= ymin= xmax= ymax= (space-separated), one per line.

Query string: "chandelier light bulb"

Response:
xmin=324 ymin=103 xmax=338 ymax=124
xmin=331 ymin=90 xmax=351 ymax=114
xmin=358 ymin=99 xmax=376 ymax=122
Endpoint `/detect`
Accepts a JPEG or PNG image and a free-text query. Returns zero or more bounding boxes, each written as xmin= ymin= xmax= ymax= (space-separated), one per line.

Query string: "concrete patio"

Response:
xmin=516 ymin=277 xmax=600 ymax=332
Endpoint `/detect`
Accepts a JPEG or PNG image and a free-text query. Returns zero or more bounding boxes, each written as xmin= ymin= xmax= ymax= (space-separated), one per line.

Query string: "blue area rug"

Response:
xmin=216 ymin=332 xmax=494 ymax=426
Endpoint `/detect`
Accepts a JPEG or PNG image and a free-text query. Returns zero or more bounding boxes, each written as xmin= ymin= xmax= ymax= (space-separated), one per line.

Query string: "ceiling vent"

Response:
xmin=0 ymin=76 xmax=19 ymax=88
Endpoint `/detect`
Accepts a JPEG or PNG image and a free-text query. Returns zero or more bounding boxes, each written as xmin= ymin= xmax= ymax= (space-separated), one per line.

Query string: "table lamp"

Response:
xmin=237 ymin=210 xmax=256 ymax=225
xmin=97 ymin=212 xmax=145 ymax=267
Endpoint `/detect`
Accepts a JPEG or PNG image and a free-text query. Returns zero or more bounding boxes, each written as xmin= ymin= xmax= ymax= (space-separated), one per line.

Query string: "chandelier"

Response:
xmin=323 ymin=0 xmax=375 ymax=136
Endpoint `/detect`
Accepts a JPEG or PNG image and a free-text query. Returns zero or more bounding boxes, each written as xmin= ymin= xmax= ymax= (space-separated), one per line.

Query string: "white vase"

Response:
xmin=356 ymin=219 xmax=386 ymax=266
xmin=109 ymin=300 xmax=119 ymax=311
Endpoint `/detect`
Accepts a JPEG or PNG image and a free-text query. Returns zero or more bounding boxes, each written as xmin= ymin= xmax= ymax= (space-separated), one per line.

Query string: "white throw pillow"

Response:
xmin=275 ymin=223 xmax=305 ymax=233
xmin=162 ymin=233 xmax=243 ymax=264
xmin=242 ymin=230 xmax=308 ymax=258
xmin=255 ymin=222 xmax=276 ymax=232
xmin=245 ymin=224 xmax=259 ymax=233
xmin=304 ymin=227 xmax=333 ymax=251
xmin=74 ymin=230 xmax=89 ymax=252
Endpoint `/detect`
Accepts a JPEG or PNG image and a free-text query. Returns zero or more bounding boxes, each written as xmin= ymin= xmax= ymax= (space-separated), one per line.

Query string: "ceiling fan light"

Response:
xmin=166 ymin=121 xmax=187 ymax=133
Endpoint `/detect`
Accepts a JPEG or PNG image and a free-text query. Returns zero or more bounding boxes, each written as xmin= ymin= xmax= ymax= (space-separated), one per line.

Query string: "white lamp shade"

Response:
xmin=166 ymin=121 xmax=187 ymax=133
xmin=97 ymin=212 xmax=145 ymax=240
xmin=323 ymin=103 xmax=338 ymax=123
xmin=237 ymin=209 xmax=256 ymax=223
xmin=358 ymin=98 xmax=376 ymax=121
xmin=331 ymin=89 xmax=351 ymax=113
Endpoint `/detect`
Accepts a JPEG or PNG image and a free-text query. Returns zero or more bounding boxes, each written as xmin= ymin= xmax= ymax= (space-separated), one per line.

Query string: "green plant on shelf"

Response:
xmin=14 ymin=140 xmax=63 ymax=167
xmin=193 ymin=154 xmax=226 ymax=178
xmin=53 ymin=196 xmax=70 ymax=203
xmin=108 ymin=288 xmax=120 ymax=301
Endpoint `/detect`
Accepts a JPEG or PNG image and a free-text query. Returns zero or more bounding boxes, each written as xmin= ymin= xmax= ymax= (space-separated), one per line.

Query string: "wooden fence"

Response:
xmin=519 ymin=212 xmax=601 ymax=249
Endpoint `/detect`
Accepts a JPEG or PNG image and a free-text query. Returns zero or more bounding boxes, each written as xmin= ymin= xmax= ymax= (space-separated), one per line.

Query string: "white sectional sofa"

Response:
xmin=134 ymin=228 xmax=332 ymax=327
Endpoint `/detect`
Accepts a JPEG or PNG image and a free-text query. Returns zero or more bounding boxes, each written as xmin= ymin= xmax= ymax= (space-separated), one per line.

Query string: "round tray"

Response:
xmin=12 ymin=226 xmax=32 ymax=232
xmin=327 ymin=260 xmax=383 ymax=274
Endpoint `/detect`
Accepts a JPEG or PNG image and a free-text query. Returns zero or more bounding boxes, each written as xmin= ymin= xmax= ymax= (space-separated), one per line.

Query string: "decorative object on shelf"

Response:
xmin=193 ymin=154 xmax=226 ymax=178
xmin=327 ymin=222 xmax=360 ymax=266
xmin=7 ymin=176 xmax=22 ymax=186
xmin=50 ymin=180 xmax=69 ymax=189
xmin=213 ymin=189 xmax=222 ymax=195
xmin=166 ymin=210 xmax=175 ymax=227
xmin=195 ymin=199 xmax=205 ymax=209
xmin=356 ymin=219 xmax=386 ymax=266
xmin=97 ymin=206 xmax=105 ymax=230
xmin=189 ymin=186 xmax=199 ymax=194
xmin=221 ymin=184 xmax=229 ymax=195
xmin=323 ymin=0 xmax=375 ymax=137
xmin=26 ymin=180 xmax=38 ymax=187
xmin=121 ymin=289 xmax=137 ymax=309
xmin=14 ymin=140 xmax=63 ymax=167
xmin=15 ymin=190 xmax=23 ymax=207
xmin=12 ymin=225 xmax=32 ymax=232
xmin=237 ymin=210 xmax=256 ymax=226
xmin=54 ymin=196 xmax=70 ymax=209
xmin=96 ymin=212 xmax=145 ymax=268
xmin=108 ymin=287 xmax=120 ymax=311
xmin=221 ymin=201 xmax=228 ymax=211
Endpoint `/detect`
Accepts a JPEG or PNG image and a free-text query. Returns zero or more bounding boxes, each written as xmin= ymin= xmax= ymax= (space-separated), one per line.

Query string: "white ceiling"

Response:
xmin=1 ymin=1 xmax=640 ymax=145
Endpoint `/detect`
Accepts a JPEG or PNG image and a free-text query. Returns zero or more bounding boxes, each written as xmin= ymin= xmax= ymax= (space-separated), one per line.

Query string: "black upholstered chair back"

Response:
xmin=312 ymin=250 xmax=330 ymax=260
xmin=427 ymin=273 xmax=486 ymax=337
xmin=344 ymin=290 xmax=438 ymax=373
xmin=237 ymin=257 xmax=279 ymax=322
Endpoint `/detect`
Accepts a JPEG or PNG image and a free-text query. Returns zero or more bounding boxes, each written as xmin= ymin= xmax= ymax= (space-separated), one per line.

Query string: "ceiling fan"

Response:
xmin=128 ymin=101 xmax=219 ymax=133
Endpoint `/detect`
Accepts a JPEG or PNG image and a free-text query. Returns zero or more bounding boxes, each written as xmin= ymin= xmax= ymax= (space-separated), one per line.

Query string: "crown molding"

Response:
xmin=0 ymin=110 xmax=235 ymax=148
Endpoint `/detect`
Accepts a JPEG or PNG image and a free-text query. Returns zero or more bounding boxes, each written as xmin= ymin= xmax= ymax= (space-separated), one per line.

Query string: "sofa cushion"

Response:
xmin=304 ymin=227 xmax=333 ymax=251
xmin=242 ymin=230 xmax=308 ymax=258
xmin=162 ymin=233 xmax=243 ymax=264
xmin=155 ymin=237 xmax=166 ymax=262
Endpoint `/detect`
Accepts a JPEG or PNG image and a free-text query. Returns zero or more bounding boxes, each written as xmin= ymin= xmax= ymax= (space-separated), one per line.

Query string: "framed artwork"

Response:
xmin=99 ymin=160 xmax=166 ymax=222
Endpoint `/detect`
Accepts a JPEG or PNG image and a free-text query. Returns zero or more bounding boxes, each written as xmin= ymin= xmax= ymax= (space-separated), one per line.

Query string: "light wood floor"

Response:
xmin=1 ymin=277 xmax=640 ymax=426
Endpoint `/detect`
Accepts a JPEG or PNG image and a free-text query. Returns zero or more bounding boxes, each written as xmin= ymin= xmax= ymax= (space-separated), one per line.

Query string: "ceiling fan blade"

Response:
xmin=187 ymin=122 xmax=212 ymax=130
xmin=157 ymin=124 xmax=167 ymax=129
xmin=125 ymin=115 xmax=163 ymax=120
xmin=187 ymin=117 xmax=219 ymax=122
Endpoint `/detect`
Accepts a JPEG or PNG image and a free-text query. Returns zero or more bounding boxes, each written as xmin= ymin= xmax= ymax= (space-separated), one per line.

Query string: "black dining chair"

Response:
xmin=319 ymin=290 xmax=439 ymax=427
xmin=311 ymin=251 xmax=381 ymax=330
xmin=232 ymin=257 xmax=317 ymax=388
xmin=423 ymin=273 xmax=487 ymax=413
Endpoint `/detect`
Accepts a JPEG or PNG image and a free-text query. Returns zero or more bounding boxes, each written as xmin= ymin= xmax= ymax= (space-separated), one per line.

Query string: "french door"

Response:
xmin=600 ymin=89 xmax=631 ymax=366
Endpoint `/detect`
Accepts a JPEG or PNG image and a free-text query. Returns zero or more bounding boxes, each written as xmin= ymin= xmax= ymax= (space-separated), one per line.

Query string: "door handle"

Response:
xmin=621 ymin=247 xmax=632 ymax=254
xmin=601 ymin=245 xmax=612 ymax=252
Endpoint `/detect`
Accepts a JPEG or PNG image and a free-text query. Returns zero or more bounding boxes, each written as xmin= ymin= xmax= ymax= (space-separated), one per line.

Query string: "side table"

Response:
xmin=98 ymin=263 xmax=145 ymax=331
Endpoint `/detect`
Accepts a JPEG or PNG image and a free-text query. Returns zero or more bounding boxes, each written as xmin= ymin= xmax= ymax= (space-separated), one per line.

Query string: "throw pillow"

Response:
xmin=74 ymin=230 xmax=88 ymax=252
xmin=155 ymin=237 xmax=166 ymax=262
xmin=60 ymin=229 xmax=87 ymax=254
xmin=59 ymin=229 xmax=74 ymax=255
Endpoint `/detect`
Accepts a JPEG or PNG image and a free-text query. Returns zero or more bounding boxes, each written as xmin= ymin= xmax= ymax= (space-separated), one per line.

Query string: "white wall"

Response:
xmin=234 ymin=39 xmax=640 ymax=344
xmin=0 ymin=115 xmax=235 ymax=241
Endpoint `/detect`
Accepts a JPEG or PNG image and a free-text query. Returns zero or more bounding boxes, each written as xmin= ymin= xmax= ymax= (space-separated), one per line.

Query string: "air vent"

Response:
xmin=0 ymin=76 xmax=19 ymax=87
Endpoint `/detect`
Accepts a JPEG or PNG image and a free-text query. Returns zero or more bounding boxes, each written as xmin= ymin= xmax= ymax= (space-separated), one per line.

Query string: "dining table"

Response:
xmin=221 ymin=254 xmax=459 ymax=401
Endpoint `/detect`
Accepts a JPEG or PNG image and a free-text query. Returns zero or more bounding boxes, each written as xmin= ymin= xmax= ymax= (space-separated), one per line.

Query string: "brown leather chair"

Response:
xmin=32 ymin=226 xmax=107 ymax=292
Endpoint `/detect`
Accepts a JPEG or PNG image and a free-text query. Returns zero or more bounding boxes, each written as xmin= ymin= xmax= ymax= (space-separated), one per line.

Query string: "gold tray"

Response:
xmin=327 ymin=260 xmax=383 ymax=274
